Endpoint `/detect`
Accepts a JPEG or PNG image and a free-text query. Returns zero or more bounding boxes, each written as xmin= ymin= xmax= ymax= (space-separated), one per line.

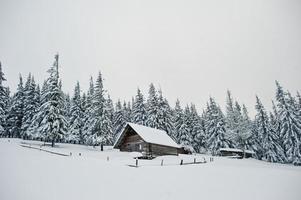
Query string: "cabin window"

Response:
xmin=139 ymin=144 xmax=142 ymax=150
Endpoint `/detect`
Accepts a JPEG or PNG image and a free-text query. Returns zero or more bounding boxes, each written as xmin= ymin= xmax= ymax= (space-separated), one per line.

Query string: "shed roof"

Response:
xmin=114 ymin=123 xmax=181 ymax=149
xmin=219 ymin=148 xmax=255 ymax=154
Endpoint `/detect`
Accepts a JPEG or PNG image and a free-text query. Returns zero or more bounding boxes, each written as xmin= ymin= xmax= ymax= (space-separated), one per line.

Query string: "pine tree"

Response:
xmin=0 ymin=62 xmax=8 ymax=135
xmin=101 ymin=97 xmax=114 ymax=145
xmin=254 ymin=96 xmax=284 ymax=162
xmin=296 ymin=92 xmax=301 ymax=111
xmin=267 ymin=111 xmax=285 ymax=162
xmin=122 ymin=101 xmax=132 ymax=123
xmin=132 ymin=88 xmax=147 ymax=125
xmin=113 ymin=100 xmax=126 ymax=141
xmin=178 ymin=105 xmax=192 ymax=148
xmin=82 ymin=77 xmax=94 ymax=143
xmin=21 ymin=74 xmax=40 ymax=139
xmin=157 ymin=89 xmax=173 ymax=135
xmin=85 ymin=72 xmax=112 ymax=146
xmin=241 ymin=104 xmax=256 ymax=151
xmin=275 ymin=81 xmax=301 ymax=164
xmin=29 ymin=54 xmax=67 ymax=146
xmin=205 ymin=97 xmax=230 ymax=155
xmin=225 ymin=91 xmax=253 ymax=151
xmin=227 ymin=102 xmax=253 ymax=156
xmin=67 ymin=82 xmax=84 ymax=144
xmin=6 ymin=75 xmax=24 ymax=138
xmin=146 ymin=83 xmax=159 ymax=128
xmin=189 ymin=104 xmax=204 ymax=153
xmin=225 ymin=90 xmax=238 ymax=147
xmin=107 ymin=95 xmax=114 ymax=123
xmin=172 ymin=99 xmax=184 ymax=143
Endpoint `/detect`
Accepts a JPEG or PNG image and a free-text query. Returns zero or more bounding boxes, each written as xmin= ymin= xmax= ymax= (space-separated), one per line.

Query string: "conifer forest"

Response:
xmin=0 ymin=54 xmax=300 ymax=165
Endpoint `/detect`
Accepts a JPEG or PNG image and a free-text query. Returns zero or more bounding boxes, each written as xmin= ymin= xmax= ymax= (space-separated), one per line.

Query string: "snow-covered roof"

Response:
xmin=219 ymin=148 xmax=255 ymax=154
xmin=114 ymin=123 xmax=181 ymax=149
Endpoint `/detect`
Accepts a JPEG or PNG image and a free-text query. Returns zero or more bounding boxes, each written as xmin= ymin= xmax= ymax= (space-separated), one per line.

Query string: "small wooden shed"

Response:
xmin=113 ymin=123 xmax=184 ymax=158
xmin=219 ymin=148 xmax=255 ymax=158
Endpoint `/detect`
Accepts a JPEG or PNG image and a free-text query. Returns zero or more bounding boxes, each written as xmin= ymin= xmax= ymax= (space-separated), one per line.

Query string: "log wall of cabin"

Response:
xmin=119 ymin=129 xmax=147 ymax=153
xmin=149 ymin=144 xmax=178 ymax=156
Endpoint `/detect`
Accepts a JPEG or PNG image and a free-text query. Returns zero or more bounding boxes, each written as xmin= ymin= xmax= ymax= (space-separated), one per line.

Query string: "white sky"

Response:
xmin=0 ymin=0 xmax=300 ymax=116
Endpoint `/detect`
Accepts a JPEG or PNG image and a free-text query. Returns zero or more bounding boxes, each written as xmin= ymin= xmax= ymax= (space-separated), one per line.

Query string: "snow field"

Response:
xmin=1 ymin=138 xmax=301 ymax=200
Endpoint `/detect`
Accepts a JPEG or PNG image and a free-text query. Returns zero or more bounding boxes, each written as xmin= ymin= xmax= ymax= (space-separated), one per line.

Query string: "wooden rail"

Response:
xmin=20 ymin=144 xmax=70 ymax=157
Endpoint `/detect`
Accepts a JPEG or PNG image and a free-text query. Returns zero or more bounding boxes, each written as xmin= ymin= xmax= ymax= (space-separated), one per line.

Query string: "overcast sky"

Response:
xmin=0 ymin=0 xmax=300 ymax=116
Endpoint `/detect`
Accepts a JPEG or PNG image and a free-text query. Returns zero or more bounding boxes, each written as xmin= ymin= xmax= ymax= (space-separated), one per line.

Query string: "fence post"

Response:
xmin=161 ymin=159 xmax=164 ymax=166
xmin=135 ymin=158 xmax=138 ymax=167
xmin=194 ymin=158 xmax=196 ymax=163
xmin=180 ymin=159 xmax=183 ymax=165
xmin=107 ymin=156 xmax=109 ymax=161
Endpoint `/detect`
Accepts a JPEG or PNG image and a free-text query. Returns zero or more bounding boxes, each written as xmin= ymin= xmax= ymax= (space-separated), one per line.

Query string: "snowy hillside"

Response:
xmin=1 ymin=138 xmax=300 ymax=200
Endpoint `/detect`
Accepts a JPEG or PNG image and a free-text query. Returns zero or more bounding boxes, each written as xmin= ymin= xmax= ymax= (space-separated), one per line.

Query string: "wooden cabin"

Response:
xmin=219 ymin=148 xmax=255 ymax=158
xmin=114 ymin=123 xmax=184 ymax=158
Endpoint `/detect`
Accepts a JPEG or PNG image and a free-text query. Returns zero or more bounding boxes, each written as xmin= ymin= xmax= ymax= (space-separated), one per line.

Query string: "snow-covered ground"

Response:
xmin=0 ymin=138 xmax=300 ymax=200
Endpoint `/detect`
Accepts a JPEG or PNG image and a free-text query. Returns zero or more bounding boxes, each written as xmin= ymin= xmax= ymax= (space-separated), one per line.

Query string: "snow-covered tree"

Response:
xmin=6 ymin=75 xmax=24 ymax=138
xmin=28 ymin=54 xmax=67 ymax=146
xmin=82 ymin=77 xmax=94 ymax=143
xmin=21 ymin=74 xmax=40 ymax=139
xmin=178 ymin=105 xmax=192 ymax=148
xmin=132 ymin=88 xmax=147 ymax=125
xmin=113 ymin=100 xmax=126 ymax=141
xmin=67 ymin=82 xmax=84 ymax=143
xmin=122 ymin=101 xmax=132 ymax=123
xmin=85 ymin=72 xmax=112 ymax=146
xmin=172 ymin=99 xmax=184 ymax=143
xmin=0 ymin=62 xmax=9 ymax=135
xmin=157 ymin=89 xmax=173 ymax=135
xmin=205 ymin=97 xmax=231 ymax=155
xmin=227 ymin=102 xmax=253 ymax=156
xmin=225 ymin=91 xmax=253 ymax=151
xmin=254 ymin=96 xmax=284 ymax=162
xmin=275 ymin=81 xmax=301 ymax=164
xmin=189 ymin=104 xmax=205 ymax=153
xmin=101 ymin=97 xmax=114 ymax=145
xmin=146 ymin=83 xmax=159 ymax=128
xmin=267 ymin=111 xmax=285 ymax=162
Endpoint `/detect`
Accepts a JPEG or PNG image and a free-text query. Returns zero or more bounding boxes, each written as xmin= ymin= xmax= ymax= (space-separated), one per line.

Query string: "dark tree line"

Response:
xmin=0 ymin=55 xmax=300 ymax=164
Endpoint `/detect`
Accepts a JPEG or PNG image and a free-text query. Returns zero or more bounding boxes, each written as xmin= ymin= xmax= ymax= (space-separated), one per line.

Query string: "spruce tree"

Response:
xmin=68 ymin=82 xmax=84 ymax=144
xmin=82 ymin=77 xmax=94 ymax=143
xmin=85 ymin=72 xmax=112 ymax=146
xmin=254 ymin=96 xmax=283 ymax=161
xmin=102 ymin=97 xmax=114 ymax=145
xmin=0 ymin=62 xmax=8 ymax=135
xmin=267 ymin=111 xmax=285 ymax=162
xmin=275 ymin=81 xmax=301 ymax=164
xmin=189 ymin=104 xmax=204 ymax=153
xmin=21 ymin=74 xmax=39 ymax=139
xmin=177 ymin=105 xmax=192 ymax=148
xmin=6 ymin=75 xmax=24 ymax=138
xmin=157 ymin=89 xmax=173 ymax=135
xmin=172 ymin=99 xmax=184 ymax=143
xmin=29 ymin=54 xmax=67 ymax=146
xmin=132 ymin=88 xmax=147 ymax=125
xmin=146 ymin=83 xmax=159 ymax=128
xmin=113 ymin=100 xmax=126 ymax=141
xmin=205 ymin=97 xmax=230 ymax=155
